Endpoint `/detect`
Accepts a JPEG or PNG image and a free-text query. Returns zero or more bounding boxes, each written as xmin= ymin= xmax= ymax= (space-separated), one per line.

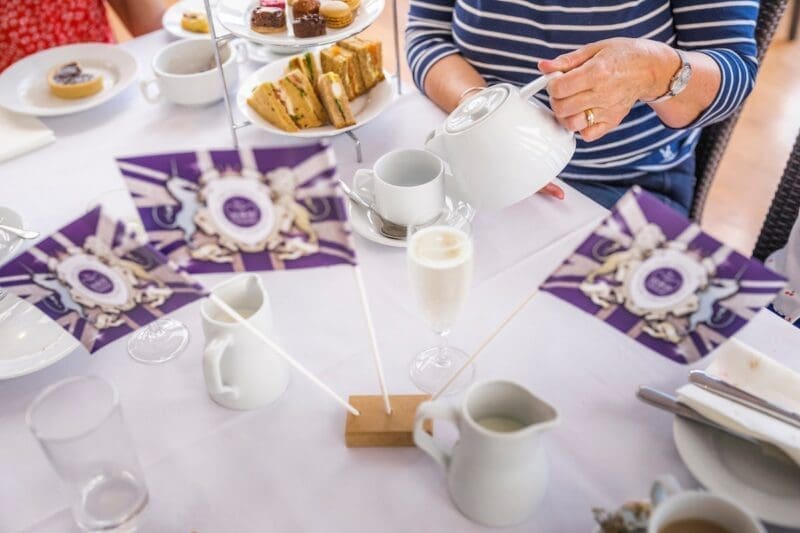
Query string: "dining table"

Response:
xmin=1 ymin=30 xmax=798 ymax=533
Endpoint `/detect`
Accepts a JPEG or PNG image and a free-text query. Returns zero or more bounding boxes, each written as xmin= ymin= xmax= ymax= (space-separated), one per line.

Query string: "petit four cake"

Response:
xmin=277 ymin=69 xmax=327 ymax=127
xmin=292 ymin=14 xmax=326 ymax=38
xmin=320 ymin=46 xmax=364 ymax=99
xmin=247 ymin=82 xmax=300 ymax=132
xmin=338 ymin=37 xmax=384 ymax=89
xmin=260 ymin=0 xmax=286 ymax=7
xmin=181 ymin=11 xmax=210 ymax=33
xmin=251 ymin=6 xmax=287 ymax=33
xmin=319 ymin=1 xmax=353 ymax=28
xmin=47 ymin=62 xmax=103 ymax=99
xmin=292 ymin=0 xmax=320 ymax=18
xmin=317 ymin=72 xmax=355 ymax=129
xmin=342 ymin=0 xmax=360 ymax=11
xmin=287 ymin=52 xmax=321 ymax=84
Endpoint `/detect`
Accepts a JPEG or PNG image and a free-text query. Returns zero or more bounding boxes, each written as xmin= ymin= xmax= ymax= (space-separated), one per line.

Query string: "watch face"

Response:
xmin=671 ymin=64 xmax=692 ymax=95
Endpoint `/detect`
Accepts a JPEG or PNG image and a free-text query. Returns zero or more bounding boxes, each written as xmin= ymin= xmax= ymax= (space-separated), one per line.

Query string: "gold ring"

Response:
xmin=584 ymin=108 xmax=596 ymax=127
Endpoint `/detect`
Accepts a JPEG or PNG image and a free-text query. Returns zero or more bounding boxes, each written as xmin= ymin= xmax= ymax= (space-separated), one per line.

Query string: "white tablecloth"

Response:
xmin=1 ymin=32 xmax=798 ymax=533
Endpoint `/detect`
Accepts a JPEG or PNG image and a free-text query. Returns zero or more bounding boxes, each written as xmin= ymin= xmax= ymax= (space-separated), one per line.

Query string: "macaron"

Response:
xmin=319 ymin=0 xmax=353 ymax=28
xmin=342 ymin=0 xmax=360 ymax=12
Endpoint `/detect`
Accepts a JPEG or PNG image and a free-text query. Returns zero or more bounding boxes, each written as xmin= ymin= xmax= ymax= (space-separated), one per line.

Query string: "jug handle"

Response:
xmin=414 ymin=401 xmax=461 ymax=470
xmin=204 ymin=336 xmax=240 ymax=400
xmin=519 ymin=71 xmax=563 ymax=101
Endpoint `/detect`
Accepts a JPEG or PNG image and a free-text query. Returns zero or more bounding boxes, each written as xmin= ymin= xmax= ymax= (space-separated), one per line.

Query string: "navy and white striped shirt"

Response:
xmin=406 ymin=0 xmax=759 ymax=181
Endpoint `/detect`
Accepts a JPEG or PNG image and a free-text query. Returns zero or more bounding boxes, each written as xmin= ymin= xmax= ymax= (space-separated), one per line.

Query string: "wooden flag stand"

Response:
xmin=345 ymin=267 xmax=431 ymax=447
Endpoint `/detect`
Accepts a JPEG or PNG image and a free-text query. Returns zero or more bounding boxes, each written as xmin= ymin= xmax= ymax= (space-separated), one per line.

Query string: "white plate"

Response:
xmin=673 ymin=417 xmax=800 ymax=528
xmin=0 ymin=44 xmax=137 ymax=117
xmin=0 ymin=207 xmax=24 ymax=265
xmin=217 ymin=0 xmax=385 ymax=48
xmin=237 ymin=55 xmax=394 ymax=138
xmin=0 ymin=293 xmax=80 ymax=379
xmin=162 ymin=0 xmax=232 ymax=40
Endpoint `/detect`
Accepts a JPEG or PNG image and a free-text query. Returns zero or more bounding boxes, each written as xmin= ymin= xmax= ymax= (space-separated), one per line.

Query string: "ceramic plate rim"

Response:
xmin=673 ymin=417 xmax=800 ymax=528
xmin=217 ymin=0 xmax=385 ymax=48
xmin=0 ymin=43 xmax=138 ymax=117
xmin=237 ymin=56 xmax=394 ymax=138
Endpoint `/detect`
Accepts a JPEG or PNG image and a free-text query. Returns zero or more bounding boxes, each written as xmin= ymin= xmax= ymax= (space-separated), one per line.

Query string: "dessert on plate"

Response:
xmin=319 ymin=1 xmax=353 ymax=28
xmin=292 ymin=0 xmax=320 ymax=18
xmin=287 ymin=52 xmax=321 ymax=83
xmin=47 ymin=62 xmax=103 ymax=99
xmin=317 ymin=72 xmax=355 ymax=128
xmin=338 ymin=37 xmax=384 ymax=89
xmin=181 ymin=11 xmax=210 ymax=33
xmin=320 ymin=45 xmax=364 ymax=99
xmin=251 ymin=6 xmax=287 ymax=33
xmin=260 ymin=0 xmax=286 ymax=7
xmin=293 ymin=14 xmax=326 ymax=38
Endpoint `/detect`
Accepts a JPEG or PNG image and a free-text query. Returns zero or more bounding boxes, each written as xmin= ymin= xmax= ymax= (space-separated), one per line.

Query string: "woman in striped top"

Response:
xmin=406 ymin=0 xmax=759 ymax=215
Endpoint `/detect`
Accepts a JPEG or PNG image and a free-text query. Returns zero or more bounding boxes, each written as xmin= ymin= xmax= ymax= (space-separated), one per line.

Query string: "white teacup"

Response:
xmin=201 ymin=274 xmax=290 ymax=410
xmin=353 ymin=149 xmax=446 ymax=227
xmin=648 ymin=477 xmax=765 ymax=533
xmin=140 ymin=39 xmax=245 ymax=106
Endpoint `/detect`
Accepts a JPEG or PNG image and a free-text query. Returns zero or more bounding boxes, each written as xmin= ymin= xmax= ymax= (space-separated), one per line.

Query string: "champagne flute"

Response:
xmin=407 ymin=211 xmax=475 ymax=394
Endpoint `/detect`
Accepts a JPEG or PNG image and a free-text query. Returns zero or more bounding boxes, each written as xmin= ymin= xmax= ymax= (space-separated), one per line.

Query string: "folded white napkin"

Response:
xmin=0 ymin=107 xmax=55 ymax=163
xmin=677 ymin=338 xmax=800 ymax=465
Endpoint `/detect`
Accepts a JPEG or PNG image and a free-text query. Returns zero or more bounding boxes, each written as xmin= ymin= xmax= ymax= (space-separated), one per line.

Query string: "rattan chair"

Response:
xmin=689 ymin=0 xmax=789 ymax=222
xmin=752 ymin=129 xmax=800 ymax=261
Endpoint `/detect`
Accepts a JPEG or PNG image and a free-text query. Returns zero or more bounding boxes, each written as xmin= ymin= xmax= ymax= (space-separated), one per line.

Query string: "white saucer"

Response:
xmin=162 ymin=0 xmax=232 ymax=40
xmin=0 ymin=207 xmax=24 ymax=265
xmin=673 ymin=417 xmax=800 ymax=528
xmin=0 ymin=43 xmax=137 ymax=117
xmin=0 ymin=292 xmax=80 ymax=379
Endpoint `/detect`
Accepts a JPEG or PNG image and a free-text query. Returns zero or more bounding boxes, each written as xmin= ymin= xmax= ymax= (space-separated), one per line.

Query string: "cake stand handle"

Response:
xmin=392 ymin=0 xmax=402 ymax=95
xmin=204 ymin=0 xmax=241 ymax=149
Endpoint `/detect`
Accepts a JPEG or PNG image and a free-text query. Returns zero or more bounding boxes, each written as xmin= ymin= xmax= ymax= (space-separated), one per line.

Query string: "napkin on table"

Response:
xmin=0 ymin=107 xmax=55 ymax=163
xmin=677 ymin=338 xmax=800 ymax=465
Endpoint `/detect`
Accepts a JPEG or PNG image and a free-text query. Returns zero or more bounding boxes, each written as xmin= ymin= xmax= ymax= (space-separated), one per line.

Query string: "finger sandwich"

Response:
xmin=319 ymin=46 xmax=365 ymax=99
xmin=317 ymin=72 xmax=355 ymax=129
xmin=338 ymin=37 xmax=384 ymax=90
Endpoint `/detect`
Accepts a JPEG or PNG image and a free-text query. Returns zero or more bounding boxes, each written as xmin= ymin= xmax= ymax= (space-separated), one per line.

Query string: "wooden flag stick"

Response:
xmin=432 ymin=287 xmax=540 ymax=400
xmin=352 ymin=266 xmax=392 ymax=415
xmin=208 ymin=293 xmax=360 ymax=416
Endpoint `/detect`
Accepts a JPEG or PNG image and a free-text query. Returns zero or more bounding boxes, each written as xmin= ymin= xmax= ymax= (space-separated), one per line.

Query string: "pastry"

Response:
xmin=342 ymin=0 xmax=360 ymax=11
xmin=251 ymin=6 xmax=286 ymax=33
xmin=320 ymin=46 xmax=365 ymax=99
xmin=260 ymin=0 xmax=286 ymax=7
xmin=292 ymin=0 xmax=320 ymax=18
xmin=317 ymin=72 xmax=355 ymax=128
xmin=181 ymin=11 xmax=210 ymax=33
xmin=338 ymin=37 xmax=384 ymax=89
xmin=47 ymin=62 xmax=103 ymax=99
xmin=319 ymin=1 xmax=353 ymax=28
xmin=277 ymin=69 xmax=327 ymax=127
xmin=247 ymin=83 xmax=300 ymax=132
xmin=287 ymin=52 xmax=320 ymax=84
xmin=292 ymin=14 xmax=326 ymax=38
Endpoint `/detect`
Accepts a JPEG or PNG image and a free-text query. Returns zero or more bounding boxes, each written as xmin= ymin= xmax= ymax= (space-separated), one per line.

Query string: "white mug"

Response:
xmin=353 ymin=149 xmax=446 ymax=227
xmin=140 ymin=39 xmax=245 ymax=106
xmin=414 ymin=380 xmax=559 ymax=527
xmin=201 ymin=274 xmax=290 ymax=410
xmin=648 ymin=476 xmax=765 ymax=533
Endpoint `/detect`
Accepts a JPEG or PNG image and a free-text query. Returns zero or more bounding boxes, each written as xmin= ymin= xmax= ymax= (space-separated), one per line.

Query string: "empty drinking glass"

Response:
xmin=27 ymin=376 xmax=148 ymax=532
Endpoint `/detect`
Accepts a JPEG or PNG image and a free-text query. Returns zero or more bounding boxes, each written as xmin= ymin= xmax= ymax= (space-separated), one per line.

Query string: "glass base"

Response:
xmin=409 ymin=345 xmax=475 ymax=395
xmin=127 ymin=319 xmax=189 ymax=364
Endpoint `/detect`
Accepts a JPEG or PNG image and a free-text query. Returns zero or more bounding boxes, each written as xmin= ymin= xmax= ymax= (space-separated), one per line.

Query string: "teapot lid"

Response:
xmin=445 ymin=85 xmax=509 ymax=134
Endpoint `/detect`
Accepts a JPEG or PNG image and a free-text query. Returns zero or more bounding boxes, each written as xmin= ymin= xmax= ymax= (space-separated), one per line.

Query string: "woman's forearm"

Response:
xmin=423 ymin=55 xmax=487 ymax=113
xmin=107 ymin=0 xmax=164 ymax=36
xmin=644 ymin=44 xmax=722 ymax=129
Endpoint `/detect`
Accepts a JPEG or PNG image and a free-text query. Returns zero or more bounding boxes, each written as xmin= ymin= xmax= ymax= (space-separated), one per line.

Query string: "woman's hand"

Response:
xmin=538 ymin=38 xmax=679 ymax=142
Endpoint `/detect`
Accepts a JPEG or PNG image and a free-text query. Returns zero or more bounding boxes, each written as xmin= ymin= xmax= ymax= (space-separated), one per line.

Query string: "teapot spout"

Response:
xmin=425 ymin=126 xmax=447 ymax=160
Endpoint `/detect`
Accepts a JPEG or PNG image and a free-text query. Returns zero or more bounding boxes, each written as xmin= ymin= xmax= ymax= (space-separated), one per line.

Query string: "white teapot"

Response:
xmin=425 ymin=73 xmax=575 ymax=210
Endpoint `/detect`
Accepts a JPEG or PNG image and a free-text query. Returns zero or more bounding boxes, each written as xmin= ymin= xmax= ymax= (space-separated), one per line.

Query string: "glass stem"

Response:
xmin=435 ymin=329 xmax=451 ymax=365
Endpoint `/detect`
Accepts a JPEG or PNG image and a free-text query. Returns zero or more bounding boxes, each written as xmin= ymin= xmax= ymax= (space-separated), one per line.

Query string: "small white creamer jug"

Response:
xmin=201 ymin=274 xmax=290 ymax=410
xmin=414 ymin=380 xmax=559 ymax=527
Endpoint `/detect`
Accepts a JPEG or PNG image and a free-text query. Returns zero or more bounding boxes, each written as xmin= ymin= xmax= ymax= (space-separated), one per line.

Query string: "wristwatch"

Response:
xmin=646 ymin=49 xmax=692 ymax=103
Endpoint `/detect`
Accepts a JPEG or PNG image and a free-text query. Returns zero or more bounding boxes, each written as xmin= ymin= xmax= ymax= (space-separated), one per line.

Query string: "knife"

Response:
xmin=689 ymin=370 xmax=800 ymax=431
xmin=636 ymin=386 xmax=797 ymax=466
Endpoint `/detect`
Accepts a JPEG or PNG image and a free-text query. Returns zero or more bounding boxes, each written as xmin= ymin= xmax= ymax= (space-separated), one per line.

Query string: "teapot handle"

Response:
xmin=520 ymin=71 xmax=563 ymax=101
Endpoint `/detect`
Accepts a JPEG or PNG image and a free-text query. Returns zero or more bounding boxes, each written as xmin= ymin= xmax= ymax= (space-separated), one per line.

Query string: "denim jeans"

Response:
xmin=563 ymin=156 xmax=697 ymax=217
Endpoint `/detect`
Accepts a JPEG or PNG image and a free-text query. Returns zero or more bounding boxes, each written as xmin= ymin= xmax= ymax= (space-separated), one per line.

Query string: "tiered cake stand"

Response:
xmin=202 ymin=0 xmax=403 ymax=162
